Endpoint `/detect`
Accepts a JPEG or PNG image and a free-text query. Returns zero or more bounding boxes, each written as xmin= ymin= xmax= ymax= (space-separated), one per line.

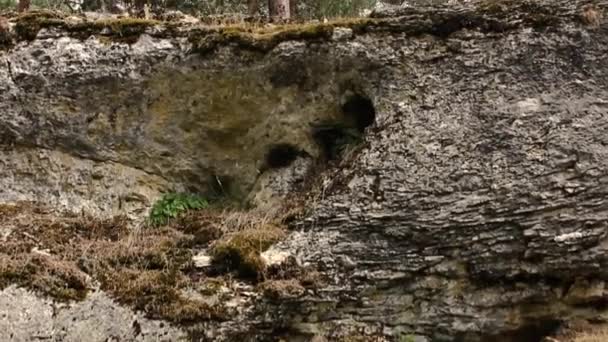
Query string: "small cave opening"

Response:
xmin=312 ymin=125 xmax=353 ymax=161
xmin=465 ymin=319 xmax=562 ymax=342
xmin=264 ymin=143 xmax=301 ymax=170
xmin=207 ymin=174 xmax=234 ymax=200
xmin=311 ymin=93 xmax=376 ymax=161
xmin=342 ymin=93 xmax=376 ymax=133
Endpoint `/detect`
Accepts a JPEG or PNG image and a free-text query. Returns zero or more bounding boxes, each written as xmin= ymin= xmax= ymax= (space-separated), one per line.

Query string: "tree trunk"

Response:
xmin=289 ymin=0 xmax=297 ymax=18
xmin=268 ymin=0 xmax=290 ymax=19
xmin=248 ymin=0 xmax=259 ymax=15
xmin=16 ymin=0 xmax=30 ymax=12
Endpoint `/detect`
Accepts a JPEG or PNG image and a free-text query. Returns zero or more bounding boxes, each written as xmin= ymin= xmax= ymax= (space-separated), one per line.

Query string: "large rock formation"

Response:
xmin=1 ymin=0 xmax=607 ymax=341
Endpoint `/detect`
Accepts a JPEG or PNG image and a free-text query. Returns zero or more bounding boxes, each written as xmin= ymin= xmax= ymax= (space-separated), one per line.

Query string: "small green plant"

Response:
xmin=400 ymin=334 xmax=416 ymax=342
xmin=149 ymin=193 xmax=208 ymax=226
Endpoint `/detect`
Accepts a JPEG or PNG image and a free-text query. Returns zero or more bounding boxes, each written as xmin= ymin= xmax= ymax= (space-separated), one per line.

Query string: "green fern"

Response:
xmin=149 ymin=193 xmax=208 ymax=226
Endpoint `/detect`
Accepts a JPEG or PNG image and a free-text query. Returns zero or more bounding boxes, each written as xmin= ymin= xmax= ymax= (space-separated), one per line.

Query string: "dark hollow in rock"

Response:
xmin=207 ymin=174 xmax=234 ymax=200
xmin=468 ymin=319 xmax=562 ymax=342
xmin=311 ymin=125 xmax=349 ymax=161
xmin=265 ymin=143 xmax=301 ymax=169
xmin=341 ymin=94 xmax=376 ymax=133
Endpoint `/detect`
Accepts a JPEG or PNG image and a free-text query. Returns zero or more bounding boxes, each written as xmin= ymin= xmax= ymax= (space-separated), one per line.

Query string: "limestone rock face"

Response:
xmin=1 ymin=0 xmax=608 ymax=341
xmin=1 ymin=26 xmax=371 ymax=216
xmin=0 ymin=286 xmax=185 ymax=341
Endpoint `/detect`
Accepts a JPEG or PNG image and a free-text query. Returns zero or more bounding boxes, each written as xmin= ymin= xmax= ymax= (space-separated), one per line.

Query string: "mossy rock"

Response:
xmin=14 ymin=11 xmax=160 ymax=42
xmin=101 ymin=269 xmax=227 ymax=323
xmin=210 ymin=224 xmax=286 ymax=279
xmin=0 ymin=253 xmax=89 ymax=301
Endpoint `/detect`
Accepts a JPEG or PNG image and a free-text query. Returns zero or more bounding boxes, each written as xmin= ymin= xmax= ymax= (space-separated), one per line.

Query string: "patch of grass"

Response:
xmin=102 ymin=269 xmax=226 ymax=323
xmin=13 ymin=11 xmax=160 ymax=42
xmin=257 ymin=279 xmax=304 ymax=301
xmin=85 ymin=227 xmax=194 ymax=272
xmin=0 ymin=253 xmax=89 ymax=301
xmin=0 ymin=201 xmax=293 ymax=322
xmin=210 ymin=223 xmax=286 ymax=279
xmin=569 ymin=326 xmax=608 ymax=342
xmin=171 ymin=210 xmax=225 ymax=245
xmin=548 ymin=321 xmax=608 ymax=342
xmin=580 ymin=4 xmax=603 ymax=29
xmin=149 ymin=192 xmax=208 ymax=226
xmin=0 ymin=202 xmax=226 ymax=323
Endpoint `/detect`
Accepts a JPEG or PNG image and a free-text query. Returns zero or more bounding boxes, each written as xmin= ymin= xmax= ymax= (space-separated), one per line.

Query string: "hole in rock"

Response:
xmin=311 ymin=94 xmax=376 ymax=161
xmin=312 ymin=125 xmax=351 ymax=161
xmin=341 ymin=94 xmax=376 ymax=133
xmin=468 ymin=319 xmax=561 ymax=342
xmin=265 ymin=143 xmax=301 ymax=169
xmin=207 ymin=174 xmax=234 ymax=200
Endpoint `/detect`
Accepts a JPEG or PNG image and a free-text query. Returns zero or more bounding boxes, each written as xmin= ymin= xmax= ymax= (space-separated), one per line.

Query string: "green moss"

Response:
xmin=5 ymin=4 xmax=568 ymax=50
xmin=210 ymin=224 xmax=286 ymax=279
xmin=188 ymin=18 xmax=375 ymax=53
xmin=13 ymin=11 xmax=159 ymax=42
xmin=102 ymin=269 xmax=227 ymax=323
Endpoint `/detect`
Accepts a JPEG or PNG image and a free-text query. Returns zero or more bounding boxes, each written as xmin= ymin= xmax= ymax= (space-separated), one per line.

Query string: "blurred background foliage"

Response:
xmin=0 ymin=0 xmax=385 ymax=19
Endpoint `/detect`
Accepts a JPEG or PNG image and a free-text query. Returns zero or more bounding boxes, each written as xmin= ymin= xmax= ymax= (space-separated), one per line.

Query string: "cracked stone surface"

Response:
xmin=0 ymin=286 xmax=185 ymax=342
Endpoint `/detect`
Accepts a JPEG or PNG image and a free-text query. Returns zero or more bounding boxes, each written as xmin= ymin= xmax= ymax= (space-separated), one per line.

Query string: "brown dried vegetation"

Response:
xmin=581 ymin=4 xmax=603 ymax=28
xmin=0 ymin=199 xmax=303 ymax=322
xmin=546 ymin=321 xmax=608 ymax=342
xmin=257 ymin=279 xmax=305 ymax=300
xmin=0 ymin=202 xmax=230 ymax=322
xmin=210 ymin=223 xmax=286 ymax=279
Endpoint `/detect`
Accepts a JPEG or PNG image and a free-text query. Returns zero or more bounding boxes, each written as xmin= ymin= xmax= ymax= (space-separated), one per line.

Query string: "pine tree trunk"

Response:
xmin=16 ymin=0 xmax=30 ymax=12
xmin=289 ymin=0 xmax=297 ymax=18
xmin=248 ymin=0 xmax=259 ymax=15
xmin=268 ymin=0 xmax=290 ymax=19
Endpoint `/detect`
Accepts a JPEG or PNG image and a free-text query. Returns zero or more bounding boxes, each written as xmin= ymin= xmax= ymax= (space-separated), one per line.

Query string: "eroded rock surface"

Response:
xmin=1 ymin=0 xmax=608 ymax=341
xmin=1 ymin=20 xmax=375 ymax=216
xmin=0 ymin=286 xmax=185 ymax=342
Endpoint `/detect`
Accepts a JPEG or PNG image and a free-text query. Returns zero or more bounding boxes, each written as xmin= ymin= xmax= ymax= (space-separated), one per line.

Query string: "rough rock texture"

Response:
xmin=0 ymin=286 xmax=186 ymax=341
xmin=1 ymin=16 xmax=366 ymax=215
xmin=1 ymin=0 xmax=608 ymax=341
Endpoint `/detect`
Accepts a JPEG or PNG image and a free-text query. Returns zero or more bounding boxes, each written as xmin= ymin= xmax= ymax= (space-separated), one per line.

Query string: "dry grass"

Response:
xmin=0 ymin=202 xmax=226 ymax=322
xmin=257 ymin=279 xmax=305 ymax=300
xmin=546 ymin=321 xmax=608 ymax=342
xmin=102 ymin=269 xmax=225 ymax=322
xmin=0 ymin=200 xmax=299 ymax=321
xmin=569 ymin=326 xmax=608 ymax=342
xmin=210 ymin=223 xmax=286 ymax=279
xmin=581 ymin=4 xmax=603 ymax=29
xmin=0 ymin=253 xmax=89 ymax=301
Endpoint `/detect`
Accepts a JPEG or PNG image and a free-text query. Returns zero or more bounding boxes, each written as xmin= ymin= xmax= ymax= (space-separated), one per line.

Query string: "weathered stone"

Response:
xmin=0 ymin=286 xmax=185 ymax=342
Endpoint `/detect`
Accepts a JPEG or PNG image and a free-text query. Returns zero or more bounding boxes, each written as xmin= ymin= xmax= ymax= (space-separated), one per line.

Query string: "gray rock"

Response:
xmin=0 ymin=286 xmax=185 ymax=342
